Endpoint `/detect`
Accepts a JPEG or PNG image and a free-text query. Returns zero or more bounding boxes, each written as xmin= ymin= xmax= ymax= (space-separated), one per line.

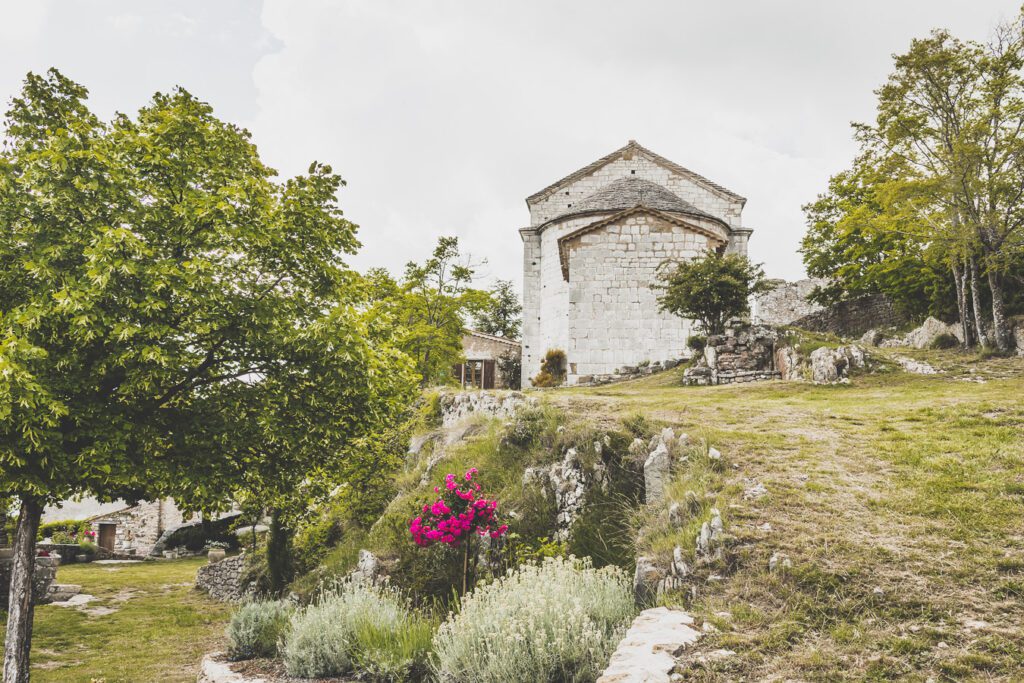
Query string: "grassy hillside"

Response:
xmin=557 ymin=349 xmax=1024 ymax=681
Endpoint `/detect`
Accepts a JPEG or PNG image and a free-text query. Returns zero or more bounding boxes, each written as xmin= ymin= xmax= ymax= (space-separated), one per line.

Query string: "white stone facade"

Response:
xmin=521 ymin=141 xmax=751 ymax=383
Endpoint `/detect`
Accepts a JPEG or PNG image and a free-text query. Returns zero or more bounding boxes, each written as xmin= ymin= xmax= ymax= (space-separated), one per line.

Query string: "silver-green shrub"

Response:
xmin=433 ymin=556 xmax=636 ymax=682
xmin=226 ymin=599 xmax=292 ymax=660
xmin=280 ymin=578 xmax=432 ymax=681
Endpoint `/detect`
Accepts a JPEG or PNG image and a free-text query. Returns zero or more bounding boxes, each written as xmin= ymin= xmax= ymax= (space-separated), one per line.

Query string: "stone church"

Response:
xmin=520 ymin=141 xmax=752 ymax=384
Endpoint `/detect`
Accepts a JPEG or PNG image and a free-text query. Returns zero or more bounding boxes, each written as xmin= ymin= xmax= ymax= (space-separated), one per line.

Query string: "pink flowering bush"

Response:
xmin=410 ymin=468 xmax=508 ymax=547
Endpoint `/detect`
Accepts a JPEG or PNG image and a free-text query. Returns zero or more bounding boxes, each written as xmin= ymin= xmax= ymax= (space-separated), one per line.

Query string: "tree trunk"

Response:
xmin=969 ymin=256 xmax=989 ymax=348
xmin=952 ymin=261 xmax=972 ymax=347
xmin=987 ymin=269 xmax=1011 ymax=351
xmin=267 ymin=509 xmax=292 ymax=596
xmin=3 ymin=497 xmax=43 ymax=683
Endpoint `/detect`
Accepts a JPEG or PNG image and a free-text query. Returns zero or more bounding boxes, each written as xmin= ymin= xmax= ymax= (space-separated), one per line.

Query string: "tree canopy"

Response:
xmin=0 ymin=69 xmax=415 ymax=677
xmin=656 ymin=252 xmax=772 ymax=336
xmin=803 ymin=16 xmax=1024 ymax=348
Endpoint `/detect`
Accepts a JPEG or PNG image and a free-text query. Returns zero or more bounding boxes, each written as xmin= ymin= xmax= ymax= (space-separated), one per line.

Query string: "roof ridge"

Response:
xmin=525 ymin=140 xmax=746 ymax=206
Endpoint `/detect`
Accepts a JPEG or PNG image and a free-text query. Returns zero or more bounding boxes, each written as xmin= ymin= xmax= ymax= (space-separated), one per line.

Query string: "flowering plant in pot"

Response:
xmin=410 ymin=468 xmax=508 ymax=594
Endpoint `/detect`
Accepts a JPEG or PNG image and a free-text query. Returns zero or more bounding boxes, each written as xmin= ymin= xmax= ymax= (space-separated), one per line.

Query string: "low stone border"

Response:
xmin=597 ymin=607 xmax=702 ymax=682
xmin=197 ymin=654 xmax=268 ymax=683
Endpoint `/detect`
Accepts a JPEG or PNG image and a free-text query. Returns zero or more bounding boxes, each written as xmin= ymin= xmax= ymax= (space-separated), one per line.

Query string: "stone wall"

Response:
xmin=89 ymin=498 xmax=198 ymax=557
xmin=791 ymin=294 xmax=904 ymax=338
xmin=564 ymin=212 xmax=705 ymax=379
xmin=684 ymin=326 xmax=781 ymax=385
xmin=752 ymin=278 xmax=827 ymax=326
xmin=521 ymin=143 xmax=747 ymax=386
xmin=195 ymin=554 xmax=247 ymax=602
xmin=0 ymin=556 xmax=57 ymax=610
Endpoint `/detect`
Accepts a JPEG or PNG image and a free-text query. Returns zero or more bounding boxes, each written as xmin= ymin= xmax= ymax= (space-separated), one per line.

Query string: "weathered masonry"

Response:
xmin=520 ymin=141 xmax=752 ymax=383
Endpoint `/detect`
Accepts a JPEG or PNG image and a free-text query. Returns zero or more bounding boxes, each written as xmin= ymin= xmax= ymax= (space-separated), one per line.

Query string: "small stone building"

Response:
xmin=454 ymin=330 xmax=521 ymax=389
xmin=520 ymin=141 xmax=752 ymax=384
xmin=88 ymin=498 xmax=198 ymax=557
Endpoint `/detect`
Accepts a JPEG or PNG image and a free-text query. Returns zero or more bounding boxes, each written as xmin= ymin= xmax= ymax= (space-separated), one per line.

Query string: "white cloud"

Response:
xmin=1 ymin=0 xmax=1019 ymax=286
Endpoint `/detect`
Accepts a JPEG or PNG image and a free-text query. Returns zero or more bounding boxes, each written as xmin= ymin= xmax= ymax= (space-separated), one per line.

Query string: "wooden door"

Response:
xmin=483 ymin=360 xmax=496 ymax=389
xmin=98 ymin=523 xmax=116 ymax=552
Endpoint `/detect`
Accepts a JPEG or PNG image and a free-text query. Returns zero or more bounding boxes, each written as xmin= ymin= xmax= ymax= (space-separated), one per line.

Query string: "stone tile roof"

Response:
xmin=553 ymin=177 xmax=720 ymax=224
xmin=556 ymin=205 xmax=729 ymax=281
xmin=526 ymin=140 xmax=746 ymax=205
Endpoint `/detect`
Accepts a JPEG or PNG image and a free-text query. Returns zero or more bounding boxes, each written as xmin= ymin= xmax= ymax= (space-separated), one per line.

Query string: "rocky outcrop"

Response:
xmin=893 ymin=356 xmax=938 ymax=375
xmin=808 ymin=345 xmax=868 ymax=383
xmin=195 ymin=554 xmax=248 ymax=602
xmin=523 ymin=447 xmax=589 ymax=541
xmin=439 ymin=390 xmax=533 ymax=427
xmin=597 ymin=607 xmax=702 ymax=683
xmin=902 ymin=317 xmax=963 ymax=349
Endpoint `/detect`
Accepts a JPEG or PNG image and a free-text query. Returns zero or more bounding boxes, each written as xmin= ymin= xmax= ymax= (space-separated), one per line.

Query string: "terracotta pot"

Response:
xmin=207 ymin=548 xmax=226 ymax=564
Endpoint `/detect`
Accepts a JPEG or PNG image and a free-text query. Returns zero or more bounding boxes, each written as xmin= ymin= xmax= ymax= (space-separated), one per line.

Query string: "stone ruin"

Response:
xmin=683 ymin=325 xmax=782 ymax=385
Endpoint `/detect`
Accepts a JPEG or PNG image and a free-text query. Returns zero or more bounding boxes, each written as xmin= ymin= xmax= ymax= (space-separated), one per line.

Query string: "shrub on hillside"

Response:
xmin=226 ymin=600 xmax=293 ymax=660
xmin=531 ymin=348 xmax=567 ymax=387
xmin=432 ymin=556 xmax=635 ymax=682
xmin=687 ymin=334 xmax=707 ymax=354
xmin=930 ymin=332 xmax=959 ymax=349
xmin=280 ymin=578 xmax=433 ymax=681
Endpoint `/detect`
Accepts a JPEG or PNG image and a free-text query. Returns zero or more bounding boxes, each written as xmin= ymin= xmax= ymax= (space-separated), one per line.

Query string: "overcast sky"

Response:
xmin=1 ymin=1 xmax=1019 ymax=287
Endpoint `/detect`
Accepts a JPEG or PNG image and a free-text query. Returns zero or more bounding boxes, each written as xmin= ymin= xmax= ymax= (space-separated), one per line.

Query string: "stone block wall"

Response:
xmin=565 ymin=213 xmax=703 ymax=378
xmin=195 ymin=554 xmax=247 ymax=602
xmin=752 ymin=278 xmax=827 ymax=326
xmin=684 ymin=326 xmax=782 ymax=385
xmin=89 ymin=499 xmax=198 ymax=557
xmin=0 ymin=556 xmax=57 ymax=610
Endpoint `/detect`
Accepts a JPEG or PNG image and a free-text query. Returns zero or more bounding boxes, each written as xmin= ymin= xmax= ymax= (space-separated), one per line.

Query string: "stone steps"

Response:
xmin=597 ymin=607 xmax=702 ymax=683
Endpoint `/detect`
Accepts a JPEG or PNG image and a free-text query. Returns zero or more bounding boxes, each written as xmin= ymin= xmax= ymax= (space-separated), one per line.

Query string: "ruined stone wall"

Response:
xmin=565 ymin=213 xmax=703 ymax=379
xmin=752 ymin=278 xmax=827 ymax=326
xmin=791 ymin=294 xmax=904 ymax=338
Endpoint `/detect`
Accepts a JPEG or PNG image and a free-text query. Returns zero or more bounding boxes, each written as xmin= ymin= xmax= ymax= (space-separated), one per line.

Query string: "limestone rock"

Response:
xmin=597 ymin=607 xmax=701 ymax=683
xmin=353 ymin=549 xmax=379 ymax=582
xmin=1014 ymin=322 xmax=1024 ymax=356
xmin=775 ymin=345 xmax=803 ymax=380
xmin=633 ymin=556 xmax=664 ymax=604
xmin=860 ymin=329 xmax=884 ymax=346
xmin=809 ymin=345 xmax=868 ymax=384
xmin=644 ymin=443 xmax=672 ymax=504
xmin=894 ymin=356 xmax=938 ymax=375
xmin=668 ymin=503 xmax=683 ymax=528
xmin=903 ymin=316 xmax=963 ymax=349
xmin=198 ymin=653 xmax=268 ymax=683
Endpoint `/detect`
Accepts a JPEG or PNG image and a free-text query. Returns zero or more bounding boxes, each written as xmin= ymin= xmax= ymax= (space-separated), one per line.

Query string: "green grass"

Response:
xmin=2 ymin=557 xmax=231 ymax=683
xmin=554 ymin=350 xmax=1024 ymax=681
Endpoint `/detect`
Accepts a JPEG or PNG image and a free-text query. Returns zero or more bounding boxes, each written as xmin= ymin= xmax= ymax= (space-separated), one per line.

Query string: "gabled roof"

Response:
xmin=527 ymin=140 xmax=746 ymax=206
xmin=550 ymin=177 xmax=721 ymax=226
xmin=464 ymin=329 xmax=521 ymax=347
xmin=556 ymin=205 xmax=728 ymax=281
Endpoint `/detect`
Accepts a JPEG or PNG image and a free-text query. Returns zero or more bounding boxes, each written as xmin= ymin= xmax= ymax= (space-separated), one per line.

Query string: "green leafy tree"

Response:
xmin=817 ymin=17 xmax=1024 ymax=349
xmin=801 ymin=158 xmax=954 ymax=321
xmin=370 ymin=237 xmax=485 ymax=386
xmin=0 ymin=69 xmax=414 ymax=678
xmin=473 ymin=279 xmax=522 ymax=340
xmin=656 ymin=252 xmax=773 ymax=336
